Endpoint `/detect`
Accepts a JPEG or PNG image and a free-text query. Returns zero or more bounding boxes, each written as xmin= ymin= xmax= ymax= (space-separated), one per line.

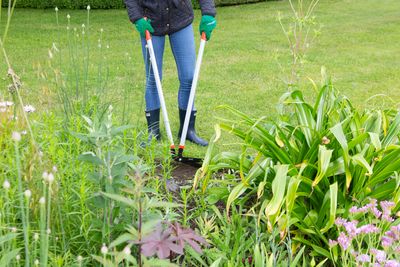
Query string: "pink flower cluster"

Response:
xmin=329 ymin=199 xmax=400 ymax=266
xmin=349 ymin=199 xmax=395 ymax=222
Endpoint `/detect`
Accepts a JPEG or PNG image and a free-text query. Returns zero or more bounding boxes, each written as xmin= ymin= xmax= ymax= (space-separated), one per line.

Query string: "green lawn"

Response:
xmin=1 ymin=0 xmax=400 ymax=156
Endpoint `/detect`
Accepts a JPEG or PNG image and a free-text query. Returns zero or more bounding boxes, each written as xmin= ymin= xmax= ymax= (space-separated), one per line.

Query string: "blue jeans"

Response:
xmin=141 ymin=24 xmax=196 ymax=112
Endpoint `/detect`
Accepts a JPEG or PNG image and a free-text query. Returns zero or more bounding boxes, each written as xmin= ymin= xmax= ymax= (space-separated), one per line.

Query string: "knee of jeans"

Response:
xmin=179 ymin=77 xmax=193 ymax=90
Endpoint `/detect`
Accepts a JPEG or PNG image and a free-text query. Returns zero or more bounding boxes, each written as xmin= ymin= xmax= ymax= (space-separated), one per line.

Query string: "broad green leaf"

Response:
xmin=0 ymin=249 xmax=20 ymax=267
xmin=369 ymin=132 xmax=381 ymax=150
xmin=226 ymin=183 xmax=247 ymax=216
xmin=321 ymin=183 xmax=338 ymax=233
xmin=352 ymin=154 xmax=373 ymax=175
xmin=312 ymin=145 xmax=333 ymax=187
xmin=254 ymin=244 xmax=264 ymax=267
xmin=286 ymin=176 xmax=301 ymax=213
xmin=330 ymin=122 xmax=348 ymax=150
xmin=109 ymin=233 xmax=133 ymax=248
xmin=210 ymin=257 xmax=223 ymax=267
xmin=257 ymin=181 xmax=266 ymax=199
xmin=102 ymin=192 xmax=135 ymax=207
xmin=78 ymin=152 xmax=104 ymax=166
xmin=382 ymin=112 xmax=400 ymax=147
xmin=265 ymin=165 xmax=288 ymax=217
xmin=0 ymin=233 xmax=18 ymax=245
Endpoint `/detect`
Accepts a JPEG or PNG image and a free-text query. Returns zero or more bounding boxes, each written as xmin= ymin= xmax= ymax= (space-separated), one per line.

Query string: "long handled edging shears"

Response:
xmin=145 ymin=30 xmax=207 ymax=168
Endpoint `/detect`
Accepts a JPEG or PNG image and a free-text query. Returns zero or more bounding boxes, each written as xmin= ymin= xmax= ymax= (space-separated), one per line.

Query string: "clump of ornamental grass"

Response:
xmin=329 ymin=199 xmax=400 ymax=267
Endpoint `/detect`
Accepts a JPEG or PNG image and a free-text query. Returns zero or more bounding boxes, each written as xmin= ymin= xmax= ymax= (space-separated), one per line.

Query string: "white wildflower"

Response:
xmin=101 ymin=243 xmax=108 ymax=255
xmin=16 ymin=255 xmax=20 ymax=261
xmin=55 ymin=7 xmax=58 ymax=12
xmin=24 ymin=190 xmax=32 ymax=199
xmin=39 ymin=197 xmax=45 ymax=205
xmin=21 ymin=130 xmax=27 ymax=135
xmin=42 ymin=171 xmax=49 ymax=181
xmin=12 ymin=131 xmax=21 ymax=142
xmin=11 ymin=227 xmax=17 ymax=233
xmin=82 ymin=24 xmax=85 ymax=28
xmin=47 ymin=173 xmax=54 ymax=183
xmin=34 ymin=259 xmax=39 ymax=266
xmin=23 ymin=105 xmax=36 ymax=113
xmin=87 ymin=5 xmax=90 ymax=10
xmin=123 ymin=246 xmax=131 ymax=255
xmin=46 ymin=228 xmax=51 ymax=234
xmin=52 ymin=166 xmax=58 ymax=173
xmin=77 ymin=255 xmax=83 ymax=262
xmin=3 ymin=180 xmax=10 ymax=190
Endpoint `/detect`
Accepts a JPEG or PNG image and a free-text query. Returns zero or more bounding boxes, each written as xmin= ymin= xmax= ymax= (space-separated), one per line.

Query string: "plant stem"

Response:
xmin=14 ymin=141 xmax=30 ymax=267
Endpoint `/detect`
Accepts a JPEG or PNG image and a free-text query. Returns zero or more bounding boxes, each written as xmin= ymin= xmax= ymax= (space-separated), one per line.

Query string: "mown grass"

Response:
xmin=1 ymin=0 xmax=399 ymax=157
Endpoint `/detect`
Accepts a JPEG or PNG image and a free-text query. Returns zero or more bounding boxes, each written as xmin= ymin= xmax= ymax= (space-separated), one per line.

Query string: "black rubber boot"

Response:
xmin=178 ymin=109 xmax=208 ymax=146
xmin=145 ymin=109 xmax=161 ymax=141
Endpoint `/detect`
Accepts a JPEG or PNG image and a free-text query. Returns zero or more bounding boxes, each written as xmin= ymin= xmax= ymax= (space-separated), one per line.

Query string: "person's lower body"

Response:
xmin=140 ymin=24 xmax=208 ymax=146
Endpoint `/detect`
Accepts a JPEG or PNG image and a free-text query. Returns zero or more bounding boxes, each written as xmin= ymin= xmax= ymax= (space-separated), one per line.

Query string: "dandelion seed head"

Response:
xmin=46 ymin=228 xmax=51 ymax=234
xmin=24 ymin=190 xmax=32 ymax=199
xmin=52 ymin=166 xmax=58 ymax=173
xmin=16 ymin=255 xmax=20 ymax=261
xmin=82 ymin=24 xmax=85 ymax=28
xmin=67 ymin=14 xmax=70 ymax=19
xmin=42 ymin=171 xmax=49 ymax=180
xmin=12 ymin=131 xmax=21 ymax=142
xmin=34 ymin=259 xmax=39 ymax=266
xmin=55 ymin=7 xmax=58 ymax=12
xmin=87 ymin=5 xmax=90 ymax=10
xmin=77 ymin=255 xmax=83 ymax=262
xmin=39 ymin=197 xmax=46 ymax=205
xmin=100 ymin=28 xmax=104 ymax=32
xmin=3 ymin=180 xmax=10 ymax=190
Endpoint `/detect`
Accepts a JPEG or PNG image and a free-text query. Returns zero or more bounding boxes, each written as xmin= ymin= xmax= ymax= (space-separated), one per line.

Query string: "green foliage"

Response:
xmin=196 ymin=74 xmax=400 ymax=261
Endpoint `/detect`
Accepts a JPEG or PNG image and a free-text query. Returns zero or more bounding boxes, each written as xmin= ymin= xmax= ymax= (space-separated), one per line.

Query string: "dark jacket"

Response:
xmin=125 ymin=0 xmax=216 ymax=36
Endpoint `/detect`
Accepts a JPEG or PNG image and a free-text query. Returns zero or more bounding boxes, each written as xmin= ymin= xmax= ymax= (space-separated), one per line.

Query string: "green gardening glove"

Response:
xmin=199 ymin=15 xmax=217 ymax=41
xmin=135 ymin=18 xmax=154 ymax=38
